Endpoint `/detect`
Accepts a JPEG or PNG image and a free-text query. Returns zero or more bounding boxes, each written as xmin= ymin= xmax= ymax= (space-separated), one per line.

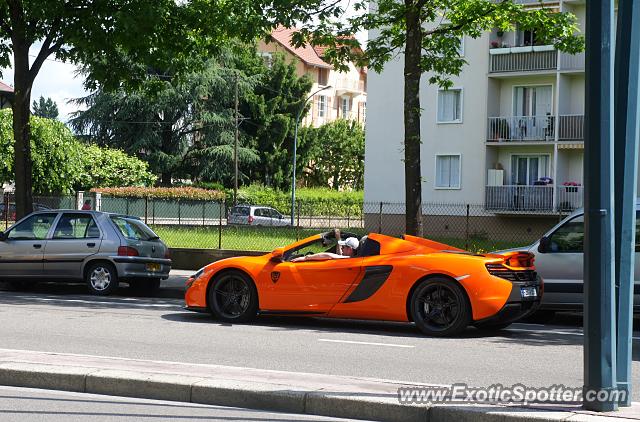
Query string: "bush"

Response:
xmin=93 ymin=186 xmax=225 ymax=201
xmin=235 ymin=185 xmax=363 ymax=217
xmin=0 ymin=109 xmax=155 ymax=194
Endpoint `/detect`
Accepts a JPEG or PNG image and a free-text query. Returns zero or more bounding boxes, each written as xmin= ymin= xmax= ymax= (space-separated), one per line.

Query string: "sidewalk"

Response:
xmin=0 ymin=348 xmax=638 ymax=422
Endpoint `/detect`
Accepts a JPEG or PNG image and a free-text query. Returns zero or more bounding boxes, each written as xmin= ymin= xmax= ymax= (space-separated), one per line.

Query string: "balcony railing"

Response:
xmin=489 ymin=48 xmax=557 ymax=73
xmin=485 ymin=185 xmax=583 ymax=213
xmin=559 ymin=52 xmax=585 ymax=71
xmin=487 ymin=115 xmax=555 ymax=142
xmin=486 ymin=185 xmax=554 ymax=212
xmin=558 ymin=114 xmax=584 ymax=142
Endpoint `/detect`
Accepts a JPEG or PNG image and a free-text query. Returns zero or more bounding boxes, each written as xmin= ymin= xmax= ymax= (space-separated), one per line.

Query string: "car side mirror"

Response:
xmin=538 ymin=236 xmax=550 ymax=253
xmin=271 ymin=247 xmax=284 ymax=262
xmin=0 ymin=231 xmax=6 ymax=241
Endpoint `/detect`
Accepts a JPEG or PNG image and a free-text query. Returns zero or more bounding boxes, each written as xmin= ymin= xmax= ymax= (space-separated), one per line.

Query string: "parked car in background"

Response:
xmin=500 ymin=205 xmax=640 ymax=316
xmin=228 ymin=205 xmax=291 ymax=226
xmin=0 ymin=210 xmax=171 ymax=295
xmin=0 ymin=203 xmax=52 ymax=221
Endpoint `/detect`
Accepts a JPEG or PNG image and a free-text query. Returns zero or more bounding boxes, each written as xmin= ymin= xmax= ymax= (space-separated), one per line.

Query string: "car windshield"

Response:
xmin=111 ymin=216 xmax=159 ymax=241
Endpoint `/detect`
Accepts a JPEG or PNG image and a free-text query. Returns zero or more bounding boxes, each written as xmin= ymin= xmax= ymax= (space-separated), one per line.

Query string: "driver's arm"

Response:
xmin=292 ymin=252 xmax=347 ymax=262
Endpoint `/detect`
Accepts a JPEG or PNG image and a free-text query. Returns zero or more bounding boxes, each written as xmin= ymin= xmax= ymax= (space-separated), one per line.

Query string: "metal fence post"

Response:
xmin=465 ymin=204 xmax=470 ymax=251
xmin=378 ymin=202 xmax=383 ymax=234
xmin=125 ymin=197 xmax=130 ymax=215
xmin=178 ymin=200 xmax=181 ymax=225
xmin=218 ymin=200 xmax=223 ymax=250
xmin=202 ymin=201 xmax=206 ymax=227
xmin=144 ymin=196 xmax=149 ymax=225
xmin=296 ymin=200 xmax=301 ymax=241
xmin=3 ymin=192 xmax=8 ymax=230
xmin=152 ymin=199 xmax=156 ymax=225
xmin=347 ymin=204 xmax=351 ymax=229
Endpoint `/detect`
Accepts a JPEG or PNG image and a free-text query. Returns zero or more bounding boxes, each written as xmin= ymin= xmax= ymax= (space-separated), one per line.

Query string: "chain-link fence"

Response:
xmin=2 ymin=192 xmax=571 ymax=252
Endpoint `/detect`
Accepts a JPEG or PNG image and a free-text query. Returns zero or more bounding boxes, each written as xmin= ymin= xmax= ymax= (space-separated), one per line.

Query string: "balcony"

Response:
xmin=335 ymin=77 xmax=365 ymax=96
xmin=487 ymin=114 xmax=584 ymax=143
xmin=559 ymin=52 xmax=585 ymax=71
xmin=485 ymin=185 xmax=583 ymax=213
xmin=489 ymin=46 xmax=557 ymax=73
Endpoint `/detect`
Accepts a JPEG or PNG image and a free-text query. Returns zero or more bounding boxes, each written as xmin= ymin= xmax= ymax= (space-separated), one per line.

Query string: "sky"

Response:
xmin=0 ymin=1 xmax=365 ymax=123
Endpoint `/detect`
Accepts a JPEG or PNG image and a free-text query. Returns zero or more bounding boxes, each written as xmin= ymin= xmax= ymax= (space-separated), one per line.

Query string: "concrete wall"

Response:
xmin=169 ymin=248 xmax=265 ymax=271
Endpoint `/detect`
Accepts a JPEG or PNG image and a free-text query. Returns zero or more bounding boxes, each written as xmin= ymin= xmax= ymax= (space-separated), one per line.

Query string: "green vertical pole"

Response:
xmin=584 ymin=0 xmax=618 ymax=412
xmin=613 ymin=0 xmax=640 ymax=406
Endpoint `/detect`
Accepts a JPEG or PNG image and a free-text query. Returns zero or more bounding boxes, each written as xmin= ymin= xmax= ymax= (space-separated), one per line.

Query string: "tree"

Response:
xmin=240 ymin=52 xmax=314 ymax=190
xmin=32 ymin=96 xmax=58 ymax=119
xmin=70 ymin=56 xmax=259 ymax=187
xmin=301 ymin=119 xmax=364 ymax=191
xmin=0 ymin=0 xmax=350 ymax=219
xmin=300 ymin=0 xmax=584 ymax=235
xmin=0 ymin=109 xmax=154 ymax=194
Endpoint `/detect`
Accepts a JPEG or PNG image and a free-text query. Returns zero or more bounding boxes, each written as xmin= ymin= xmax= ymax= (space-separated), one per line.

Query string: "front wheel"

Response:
xmin=410 ymin=277 xmax=471 ymax=337
xmin=86 ymin=262 xmax=119 ymax=296
xmin=208 ymin=271 xmax=258 ymax=323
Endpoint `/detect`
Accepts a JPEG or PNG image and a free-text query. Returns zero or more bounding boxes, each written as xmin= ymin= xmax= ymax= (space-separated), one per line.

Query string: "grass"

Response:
xmin=151 ymin=225 xmax=524 ymax=253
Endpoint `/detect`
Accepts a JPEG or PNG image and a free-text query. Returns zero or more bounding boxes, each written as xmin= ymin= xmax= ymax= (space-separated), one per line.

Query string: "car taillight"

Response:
xmin=118 ymin=246 xmax=139 ymax=256
xmin=248 ymin=215 xmax=254 ymax=224
xmin=486 ymin=263 xmax=537 ymax=282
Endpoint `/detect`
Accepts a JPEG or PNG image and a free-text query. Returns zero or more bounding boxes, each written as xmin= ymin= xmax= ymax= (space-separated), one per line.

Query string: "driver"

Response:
xmin=291 ymin=237 xmax=359 ymax=262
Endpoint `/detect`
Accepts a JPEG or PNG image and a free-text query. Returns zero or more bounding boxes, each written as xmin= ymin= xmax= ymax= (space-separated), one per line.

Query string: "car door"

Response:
xmin=43 ymin=213 xmax=102 ymax=279
xmin=533 ymin=214 xmax=584 ymax=308
xmin=258 ymin=237 xmax=363 ymax=313
xmin=0 ymin=212 xmax=58 ymax=277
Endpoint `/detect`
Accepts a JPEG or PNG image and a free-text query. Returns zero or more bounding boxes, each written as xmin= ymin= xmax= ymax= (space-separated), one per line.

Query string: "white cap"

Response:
xmin=338 ymin=237 xmax=359 ymax=250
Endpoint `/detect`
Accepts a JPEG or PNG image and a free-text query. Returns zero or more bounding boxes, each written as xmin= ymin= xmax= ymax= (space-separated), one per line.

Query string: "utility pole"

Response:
xmin=234 ymin=73 xmax=239 ymax=206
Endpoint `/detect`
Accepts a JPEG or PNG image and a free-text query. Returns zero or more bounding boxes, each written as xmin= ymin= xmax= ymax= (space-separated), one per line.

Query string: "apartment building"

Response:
xmin=365 ymin=0 xmax=600 ymax=236
xmin=0 ymin=81 xmax=13 ymax=109
xmin=258 ymin=27 xmax=367 ymax=127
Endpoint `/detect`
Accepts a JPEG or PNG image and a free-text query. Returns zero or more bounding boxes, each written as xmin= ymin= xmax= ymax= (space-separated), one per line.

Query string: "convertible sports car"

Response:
xmin=184 ymin=231 xmax=542 ymax=336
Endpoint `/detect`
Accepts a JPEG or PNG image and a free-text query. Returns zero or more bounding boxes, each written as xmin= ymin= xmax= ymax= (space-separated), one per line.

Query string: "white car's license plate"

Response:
xmin=521 ymin=287 xmax=537 ymax=299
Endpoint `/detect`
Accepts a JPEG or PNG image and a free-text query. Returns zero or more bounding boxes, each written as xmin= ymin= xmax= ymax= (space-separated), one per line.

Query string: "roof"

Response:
xmin=0 ymin=81 xmax=13 ymax=93
xmin=269 ymin=27 xmax=332 ymax=69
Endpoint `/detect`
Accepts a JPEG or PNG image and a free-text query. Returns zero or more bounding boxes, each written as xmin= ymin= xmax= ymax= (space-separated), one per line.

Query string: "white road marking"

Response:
xmin=318 ymin=339 xmax=414 ymax=348
xmin=5 ymin=295 xmax=180 ymax=309
xmin=508 ymin=327 xmax=640 ymax=341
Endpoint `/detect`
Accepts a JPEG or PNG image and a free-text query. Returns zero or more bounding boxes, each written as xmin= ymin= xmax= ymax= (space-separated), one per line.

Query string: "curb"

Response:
xmin=0 ymin=362 xmax=622 ymax=422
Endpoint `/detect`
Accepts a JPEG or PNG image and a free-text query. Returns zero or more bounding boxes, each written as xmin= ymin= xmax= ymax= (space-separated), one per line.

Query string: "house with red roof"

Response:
xmin=258 ymin=27 xmax=367 ymax=128
xmin=0 ymin=81 xmax=13 ymax=109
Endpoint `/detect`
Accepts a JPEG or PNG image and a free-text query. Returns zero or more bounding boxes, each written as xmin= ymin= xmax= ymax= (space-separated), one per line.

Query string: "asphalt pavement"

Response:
xmin=0 ymin=386 xmax=371 ymax=422
xmin=1 ymin=271 xmax=638 ymax=401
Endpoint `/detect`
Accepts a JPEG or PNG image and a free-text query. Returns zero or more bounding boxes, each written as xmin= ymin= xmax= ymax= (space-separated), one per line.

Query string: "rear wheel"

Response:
xmin=208 ymin=271 xmax=258 ymax=323
xmin=86 ymin=262 xmax=118 ymax=296
xmin=410 ymin=277 xmax=471 ymax=337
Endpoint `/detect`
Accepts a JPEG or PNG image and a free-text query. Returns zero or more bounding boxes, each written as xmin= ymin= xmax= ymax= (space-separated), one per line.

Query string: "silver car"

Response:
xmin=228 ymin=205 xmax=291 ymax=226
xmin=0 ymin=210 xmax=171 ymax=295
xmin=511 ymin=207 xmax=640 ymax=313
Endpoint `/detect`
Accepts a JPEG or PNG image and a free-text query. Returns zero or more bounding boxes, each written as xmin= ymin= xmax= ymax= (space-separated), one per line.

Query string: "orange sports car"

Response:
xmin=184 ymin=231 xmax=542 ymax=336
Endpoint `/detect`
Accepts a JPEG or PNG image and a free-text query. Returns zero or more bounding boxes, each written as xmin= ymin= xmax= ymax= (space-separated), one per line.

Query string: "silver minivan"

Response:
xmin=513 ymin=207 xmax=640 ymax=313
xmin=0 ymin=210 xmax=171 ymax=295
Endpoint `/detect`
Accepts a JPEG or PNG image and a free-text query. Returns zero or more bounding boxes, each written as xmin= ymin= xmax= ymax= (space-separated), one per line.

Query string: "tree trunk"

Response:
xmin=11 ymin=38 xmax=34 ymax=219
xmin=403 ymin=0 xmax=423 ymax=236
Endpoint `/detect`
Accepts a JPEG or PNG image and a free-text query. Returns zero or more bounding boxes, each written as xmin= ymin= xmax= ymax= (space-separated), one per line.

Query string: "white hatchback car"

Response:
xmin=227 ymin=205 xmax=291 ymax=226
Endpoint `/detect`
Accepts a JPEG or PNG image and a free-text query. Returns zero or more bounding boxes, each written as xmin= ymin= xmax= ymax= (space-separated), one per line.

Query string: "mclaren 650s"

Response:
xmin=184 ymin=231 xmax=541 ymax=336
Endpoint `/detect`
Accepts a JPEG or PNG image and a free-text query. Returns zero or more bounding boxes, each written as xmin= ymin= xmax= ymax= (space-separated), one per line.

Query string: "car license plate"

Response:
xmin=146 ymin=263 xmax=161 ymax=272
xmin=521 ymin=287 xmax=537 ymax=299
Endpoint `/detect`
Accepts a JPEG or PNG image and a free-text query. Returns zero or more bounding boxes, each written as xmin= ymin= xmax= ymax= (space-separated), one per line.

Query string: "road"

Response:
xmin=1 ymin=275 xmax=639 ymax=400
xmin=0 ymin=386 xmax=370 ymax=422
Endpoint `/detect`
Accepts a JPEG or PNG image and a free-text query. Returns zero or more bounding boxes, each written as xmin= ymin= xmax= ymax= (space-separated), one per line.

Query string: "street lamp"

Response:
xmin=291 ymin=85 xmax=332 ymax=225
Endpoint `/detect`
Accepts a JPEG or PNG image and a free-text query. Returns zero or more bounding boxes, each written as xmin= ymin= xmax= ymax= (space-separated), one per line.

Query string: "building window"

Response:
xmin=511 ymin=155 xmax=550 ymax=185
xmin=318 ymin=68 xmax=328 ymax=86
xmin=516 ymin=26 xmax=539 ymax=47
xmin=318 ymin=95 xmax=326 ymax=118
xmin=361 ymin=102 xmax=366 ymax=123
xmin=437 ymin=89 xmax=462 ymax=123
xmin=435 ymin=155 xmax=461 ymax=189
xmin=341 ymin=97 xmax=350 ymax=119
xmin=259 ymin=52 xmax=273 ymax=68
